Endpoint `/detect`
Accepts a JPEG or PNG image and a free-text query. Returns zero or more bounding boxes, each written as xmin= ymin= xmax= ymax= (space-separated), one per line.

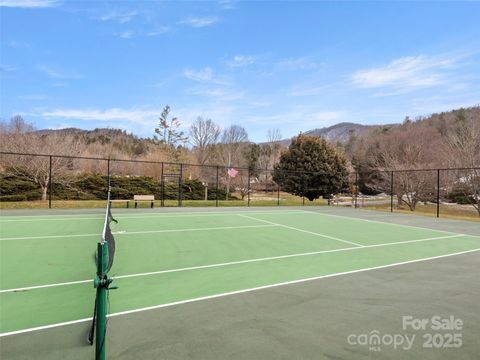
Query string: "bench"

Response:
xmin=109 ymin=195 xmax=155 ymax=208
xmin=133 ymin=195 xmax=155 ymax=208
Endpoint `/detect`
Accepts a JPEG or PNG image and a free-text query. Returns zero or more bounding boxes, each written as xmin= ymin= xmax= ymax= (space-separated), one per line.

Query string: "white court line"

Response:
xmin=238 ymin=214 xmax=363 ymax=247
xmin=0 ymin=224 xmax=278 ymax=241
xmin=0 ymin=279 xmax=93 ymax=293
xmin=0 ymin=233 xmax=102 ymax=241
xmin=1 ymin=234 xmax=465 ymax=294
xmin=301 ymin=210 xmax=465 ymax=236
xmin=1 ymin=246 xmax=479 ymax=338
xmin=0 ymin=210 xmax=303 ymax=222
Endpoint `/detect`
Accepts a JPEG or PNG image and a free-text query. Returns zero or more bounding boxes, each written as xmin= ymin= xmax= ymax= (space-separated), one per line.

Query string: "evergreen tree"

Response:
xmin=273 ymin=134 xmax=350 ymax=201
xmin=244 ymin=143 xmax=261 ymax=177
xmin=154 ymin=106 xmax=188 ymax=147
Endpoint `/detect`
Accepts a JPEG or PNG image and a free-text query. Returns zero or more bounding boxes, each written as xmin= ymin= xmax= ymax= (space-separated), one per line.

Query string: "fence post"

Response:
xmin=106 ymin=158 xmax=111 ymax=207
xmin=277 ymin=183 xmax=280 ymax=206
xmin=354 ymin=171 xmax=358 ymax=209
xmin=160 ymin=162 xmax=164 ymax=207
xmin=247 ymin=168 xmax=250 ymax=207
xmin=179 ymin=164 xmax=183 ymax=207
xmin=437 ymin=169 xmax=441 ymax=218
xmin=48 ymin=155 xmax=52 ymax=209
xmin=216 ymin=166 xmax=219 ymax=207
xmin=107 ymin=158 xmax=111 ymax=190
xmin=390 ymin=171 xmax=394 ymax=212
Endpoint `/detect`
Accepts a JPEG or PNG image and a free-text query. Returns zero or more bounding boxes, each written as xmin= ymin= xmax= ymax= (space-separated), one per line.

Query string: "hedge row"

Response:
xmin=0 ymin=174 xmax=237 ymax=201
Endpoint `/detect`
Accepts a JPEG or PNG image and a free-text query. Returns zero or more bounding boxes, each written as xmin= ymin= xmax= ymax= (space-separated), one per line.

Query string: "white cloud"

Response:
xmin=100 ymin=10 xmax=138 ymax=24
xmin=311 ymin=111 xmax=345 ymax=122
xmin=0 ymin=64 xmax=18 ymax=72
xmin=117 ymin=30 xmax=135 ymax=39
xmin=242 ymin=108 xmax=345 ymax=129
xmin=288 ymin=82 xmax=341 ymax=97
xmin=8 ymin=40 xmax=31 ymax=48
xmin=227 ymin=55 xmax=255 ymax=68
xmin=146 ymin=26 xmax=171 ymax=36
xmin=187 ymin=87 xmax=244 ymax=101
xmin=184 ymin=67 xmax=214 ymax=82
xmin=410 ymin=92 xmax=480 ymax=115
xmin=248 ymin=101 xmax=272 ymax=108
xmin=352 ymin=54 xmax=460 ymax=90
xmin=175 ymin=105 xmax=237 ymax=128
xmin=178 ymin=16 xmax=220 ymax=28
xmin=50 ymin=82 xmax=67 ymax=87
xmin=184 ymin=67 xmax=231 ymax=85
xmin=0 ymin=0 xmax=59 ymax=7
xmin=150 ymin=81 xmax=166 ymax=88
xmin=20 ymin=94 xmax=49 ymax=100
xmin=47 ymin=123 xmax=74 ymax=130
xmin=37 ymin=65 xmax=83 ymax=79
xmin=218 ymin=0 xmax=236 ymax=10
xmin=39 ymin=108 xmax=160 ymax=124
xmin=278 ymin=56 xmax=321 ymax=71
xmin=30 ymin=107 xmax=168 ymax=136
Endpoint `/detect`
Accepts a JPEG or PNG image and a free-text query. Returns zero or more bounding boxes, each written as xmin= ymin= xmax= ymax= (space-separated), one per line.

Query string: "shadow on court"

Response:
xmin=1 ymin=250 xmax=479 ymax=360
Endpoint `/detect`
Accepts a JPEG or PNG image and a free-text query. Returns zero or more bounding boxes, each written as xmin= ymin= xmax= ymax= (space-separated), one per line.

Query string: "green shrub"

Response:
xmin=0 ymin=173 xmax=236 ymax=202
xmin=0 ymin=174 xmax=41 ymax=194
xmin=0 ymin=194 xmax=28 ymax=201
xmin=446 ymin=185 xmax=475 ymax=205
xmin=25 ymin=191 xmax=42 ymax=201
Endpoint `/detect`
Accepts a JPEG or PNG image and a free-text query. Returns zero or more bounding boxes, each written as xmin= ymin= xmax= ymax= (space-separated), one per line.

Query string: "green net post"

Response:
xmin=93 ymin=242 xmax=113 ymax=360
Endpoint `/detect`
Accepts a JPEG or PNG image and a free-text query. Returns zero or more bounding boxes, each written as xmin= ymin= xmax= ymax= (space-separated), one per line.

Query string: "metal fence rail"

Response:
xmin=1 ymin=151 xmax=479 ymax=219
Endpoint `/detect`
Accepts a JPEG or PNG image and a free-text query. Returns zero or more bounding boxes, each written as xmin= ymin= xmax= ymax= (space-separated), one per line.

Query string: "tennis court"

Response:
xmin=1 ymin=206 xmax=480 ymax=359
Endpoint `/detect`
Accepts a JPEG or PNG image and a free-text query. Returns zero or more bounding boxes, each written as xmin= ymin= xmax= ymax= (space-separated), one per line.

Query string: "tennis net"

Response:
xmin=102 ymin=193 xmax=117 ymax=272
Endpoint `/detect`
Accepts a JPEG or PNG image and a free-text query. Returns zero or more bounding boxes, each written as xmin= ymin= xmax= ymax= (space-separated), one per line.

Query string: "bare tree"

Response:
xmin=1 ymin=115 xmax=34 ymax=134
xmin=267 ymin=128 xmax=282 ymax=165
xmin=230 ymin=171 xmax=249 ymax=200
xmin=258 ymin=143 xmax=271 ymax=168
xmin=257 ymin=128 xmax=283 ymax=182
xmin=189 ymin=117 xmax=220 ymax=165
xmin=366 ymin=124 xmax=441 ymax=211
xmin=1 ymin=116 xmax=84 ymax=200
xmin=447 ymin=113 xmax=480 ymax=215
xmin=220 ymin=125 xmax=249 ymax=166
xmin=218 ymin=125 xmax=248 ymax=199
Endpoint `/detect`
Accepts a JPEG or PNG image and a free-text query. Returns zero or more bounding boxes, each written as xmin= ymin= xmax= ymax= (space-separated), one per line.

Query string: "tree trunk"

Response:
xmin=397 ymin=193 xmax=403 ymax=207
xmin=41 ymin=185 xmax=48 ymax=201
xmin=41 ymin=176 xmax=50 ymax=201
xmin=474 ymin=201 xmax=480 ymax=216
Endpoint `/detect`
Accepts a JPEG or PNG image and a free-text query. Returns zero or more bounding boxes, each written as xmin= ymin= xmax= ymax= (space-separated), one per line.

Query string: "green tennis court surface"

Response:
xmin=1 ymin=207 xmax=480 ymax=359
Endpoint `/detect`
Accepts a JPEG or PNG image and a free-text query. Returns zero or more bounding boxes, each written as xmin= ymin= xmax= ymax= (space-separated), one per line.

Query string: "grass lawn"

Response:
xmin=2 ymin=192 xmax=477 ymax=222
xmin=0 ymin=191 xmax=327 ymax=210
xmin=362 ymin=202 xmax=480 ymax=221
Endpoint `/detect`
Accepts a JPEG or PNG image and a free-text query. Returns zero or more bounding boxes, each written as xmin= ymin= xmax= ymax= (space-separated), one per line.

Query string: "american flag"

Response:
xmin=227 ymin=167 xmax=238 ymax=178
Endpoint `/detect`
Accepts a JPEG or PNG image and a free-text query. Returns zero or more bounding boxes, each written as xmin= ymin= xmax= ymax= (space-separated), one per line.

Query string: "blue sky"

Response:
xmin=1 ymin=0 xmax=479 ymax=142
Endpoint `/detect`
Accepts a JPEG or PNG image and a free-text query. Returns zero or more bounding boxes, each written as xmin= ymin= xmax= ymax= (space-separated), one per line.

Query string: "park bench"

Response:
xmin=133 ymin=195 xmax=155 ymax=208
xmin=109 ymin=195 xmax=155 ymax=208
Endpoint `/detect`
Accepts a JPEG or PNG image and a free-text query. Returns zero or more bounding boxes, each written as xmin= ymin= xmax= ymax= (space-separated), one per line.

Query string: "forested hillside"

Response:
xmin=1 ymin=107 xmax=478 ymax=169
xmin=1 ymin=106 xmax=478 ymax=213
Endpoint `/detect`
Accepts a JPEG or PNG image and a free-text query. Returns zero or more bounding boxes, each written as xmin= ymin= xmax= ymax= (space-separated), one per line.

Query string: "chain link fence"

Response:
xmin=1 ymin=151 xmax=478 ymax=219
